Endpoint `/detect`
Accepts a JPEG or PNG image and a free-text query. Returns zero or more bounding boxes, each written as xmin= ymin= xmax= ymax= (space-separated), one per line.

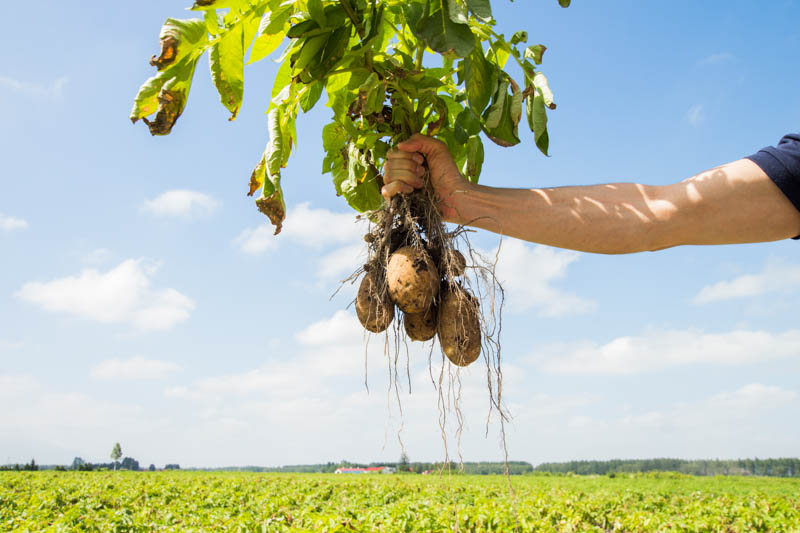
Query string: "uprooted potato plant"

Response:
xmin=131 ymin=0 xmax=567 ymax=469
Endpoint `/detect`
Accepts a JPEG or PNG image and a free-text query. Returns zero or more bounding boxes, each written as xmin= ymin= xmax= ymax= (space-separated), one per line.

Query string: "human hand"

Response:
xmin=382 ymin=134 xmax=471 ymax=223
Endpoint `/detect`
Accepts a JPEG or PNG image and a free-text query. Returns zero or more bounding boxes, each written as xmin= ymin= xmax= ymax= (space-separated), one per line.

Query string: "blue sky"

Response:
xmin=1 ymin=0 xmax=799 ymax=467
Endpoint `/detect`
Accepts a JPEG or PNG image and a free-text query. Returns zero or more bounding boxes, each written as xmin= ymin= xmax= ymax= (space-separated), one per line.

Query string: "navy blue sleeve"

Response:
xmin=746 ymin=133 xmax=800 ymax=239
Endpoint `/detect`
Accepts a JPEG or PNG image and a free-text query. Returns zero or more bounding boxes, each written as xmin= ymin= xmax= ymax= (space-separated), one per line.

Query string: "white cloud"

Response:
xmin=0 ymin=75 xmax=68 ymax=98
xmin=687 ymin=104 xmax=704 ymax=126
xmin=233 ymin=203 xmax=365 ymax=254
xmin=91 ymin=356 xmax=182 ymax=380
xmin=693 ymin=261 xmax=800 ymax=304
xmin=15 ymin=259 xmax=194 ymax=330
xmin=0 ymin=212 xmax=28 ymax=232
xmin=533 ymin=327 xmax=800 ymax=374
xmin=296 ymin=309 xmax=363 ymax=346
xmin=142 ymin=190 xmax=218 ymax=218
xmin=490 ymin=239 xmax=595 ymax=317
xmin=708 ymin=383 xmax=797 ymax=411
xmin=699 ymin=52 xmax=734 ymax=65
xmin=318 ymin=244 xmax=366 ymax=279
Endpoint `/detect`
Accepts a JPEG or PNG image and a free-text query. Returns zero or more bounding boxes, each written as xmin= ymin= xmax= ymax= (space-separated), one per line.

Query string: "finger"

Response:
xmin=384 ymin=168 xmax=423 ymax=188
xmin=385 ymin=158 xmax=422 ymax=177
xmin=397 ymin=134 xmax=443 ymax=157
xmin=386 ymin=150 xmax=424 ymax=166
xmin=381 ymin=180 xmax=414 ymax=200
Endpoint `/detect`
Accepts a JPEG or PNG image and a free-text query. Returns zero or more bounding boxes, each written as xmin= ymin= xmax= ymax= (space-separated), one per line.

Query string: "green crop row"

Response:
xmin=2 ymin=472 xmax=799 ymax=532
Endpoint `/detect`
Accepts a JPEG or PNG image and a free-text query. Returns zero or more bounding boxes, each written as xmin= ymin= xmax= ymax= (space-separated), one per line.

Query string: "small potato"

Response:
xmin=403 ymin=308 xmax=436 ymax=342
xmin=387 ymin=246 xmax=440 ymax=313
xmin=437 ymin=286 xmax=481 ymax=367
xmin=356 ymin=270 xmax=394 ymax=333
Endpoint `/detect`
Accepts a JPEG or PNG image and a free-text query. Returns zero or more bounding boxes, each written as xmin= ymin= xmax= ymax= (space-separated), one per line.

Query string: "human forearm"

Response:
xmin=450 ymin=182 xmax=676 ymax=254
xmin=450 ymin=159 xmax=800 ymax=254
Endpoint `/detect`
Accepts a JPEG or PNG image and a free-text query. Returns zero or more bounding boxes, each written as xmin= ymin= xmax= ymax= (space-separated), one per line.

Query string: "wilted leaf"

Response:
xmin=253 ymin=108 xmax=287 ymax=234
xmin=526 ymin=74 xmax=550 ymax=156
xmin=558 ymin=0 xmax=571 ymax=7
xmin=524 ymin=44 xmax=546 ymax=65
xmin=149 ymin=18 xmax=207 ymax=71
xmin=131 ymin=55 xmax=200 ymax=135
xmin=482 ymin=77 xmax=521 ymax=147
xmin=533 ymin=71 xmax=556 ymax=109
xmin=209 ymin=23 xmax=245 ymax=120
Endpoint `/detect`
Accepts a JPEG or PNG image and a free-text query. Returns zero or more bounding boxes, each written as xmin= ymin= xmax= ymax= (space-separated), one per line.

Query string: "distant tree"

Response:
xmin=120 ymin=457 xmax=140 ymax=471
xmin=110 ymin=443 xmax=122 ymax=470
xmin=399 ymin=452 xmax=409 ymax=471
xmin=71 ymin=457 xmax=86 ymax=471
xmin=164 ymin=464 xmax=181 ymax=470
xmin=149 ymin=464 xmax=156 ymax=472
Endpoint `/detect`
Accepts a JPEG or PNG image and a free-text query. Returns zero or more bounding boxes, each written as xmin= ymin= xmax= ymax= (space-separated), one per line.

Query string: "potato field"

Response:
xmin=2 ymin=471 xmax=799 ymax=532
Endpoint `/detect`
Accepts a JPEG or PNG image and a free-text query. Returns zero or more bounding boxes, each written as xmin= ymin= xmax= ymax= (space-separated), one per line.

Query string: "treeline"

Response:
xmin=534 ymin=458 xmax=800 ymax=477
xmin=193 ymin=461 xmax=534 ymax=475
xmin=1 ymin=458 xmax=181 ymax=472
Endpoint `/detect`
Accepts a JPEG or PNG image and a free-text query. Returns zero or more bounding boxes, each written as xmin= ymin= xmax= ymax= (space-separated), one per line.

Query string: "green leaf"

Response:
xmin=209 ymin=23 xmax=245 ymax=120
xmin=447 ymin=0 xmax=469 ymax=25
xmin=463 ymin=135 xmax=484 ymax=182
xmin=524 ymin=44 xmax=546 ymax=65
xmin=411 ymin=1 xmax=476 ymax=58
xmin=340 ymin=144 xmax=383 ymax=212
xmin=510 ymin=31 xmax=527 ymax=46
xmin=322 ymin=122 xmax=348 ymax=152
xmin=300 ymin=82 xmax=324 ymax=113
xmin=465 ymin=0 xmax=492 ymax=22
xmin=149 ymin=18 xmax=207 ymax=71
xmin=456 ymin=108 xmax=482 ymax=136
xmin=248 ymin=32 xmax=283 ymax=64
xmin=307 ymin=0 xmax=327 ymax=27
xmin=261 ymin=5 xmax=293 ymax=35
xmin=463 ymin=45 xmax=498 ymax=115
xmin=270 ymin=59 xmax=293 ymax=107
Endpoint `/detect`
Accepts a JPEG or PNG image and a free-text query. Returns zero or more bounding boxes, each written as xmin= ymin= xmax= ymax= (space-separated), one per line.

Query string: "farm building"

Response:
xmin=334 ymin=466 xmax=395 ymax=474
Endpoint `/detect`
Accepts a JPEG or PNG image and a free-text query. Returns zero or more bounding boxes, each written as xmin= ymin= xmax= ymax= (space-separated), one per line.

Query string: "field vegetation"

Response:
xmin=2 ymin=471 xmax=799 ymax=531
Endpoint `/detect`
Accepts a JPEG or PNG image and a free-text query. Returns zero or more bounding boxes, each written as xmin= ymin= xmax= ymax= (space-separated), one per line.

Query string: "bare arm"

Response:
xmin=382 ymin=135 xmax=800 ymax=254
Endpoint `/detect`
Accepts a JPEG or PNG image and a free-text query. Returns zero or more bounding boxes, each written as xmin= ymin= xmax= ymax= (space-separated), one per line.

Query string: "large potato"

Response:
xmin=387 ymin=246 xmax=440 ymax=313
xmin=403 ymin=308 xmax=436 ymax=342
xmin=355 ymin=270 xmax=394 ymax=333
xmin=437 ymin=287 xmax=481 ymax=367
